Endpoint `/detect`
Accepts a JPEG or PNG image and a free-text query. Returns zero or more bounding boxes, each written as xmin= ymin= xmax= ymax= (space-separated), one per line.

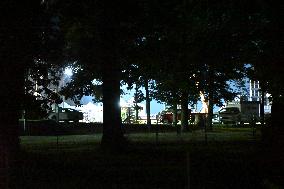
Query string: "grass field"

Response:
xmin=10 ymin=128 xmax=284 ymax=189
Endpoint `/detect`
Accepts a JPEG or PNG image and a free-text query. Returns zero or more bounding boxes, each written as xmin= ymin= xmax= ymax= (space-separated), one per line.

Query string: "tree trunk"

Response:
xmin=172 ymin=102 xmax=178 ymax=127
xmin=207 ymin=66 xmax=214 ymax=131
xmin=172 ymin=102 xmax=180 ymax=135
xmin=100 ymin=1 xmax=126 ymax=149
xmin=260 ymin=89 xmax=265 ymax=126
xmin=101 ymin=62 xmax=125 ymax=149
xmin=145 ymin=80 xmax=151 ymax=129
xmin=268 ymin=96 xmax=284 ymax=146
xmin=135 ymin=104 xmax=139 ymax=123
xmin=207 ymin=96 xmax=213 ymax=131
xmin=271 ymin=96 xmax=284 ymax=128
xmin=135 ymin=85 xmax=139 ymax=122
xmin=0 ymin=65 xmax=22 ymax=188
xmin=181 ymin=91 xmax=189 ymax=131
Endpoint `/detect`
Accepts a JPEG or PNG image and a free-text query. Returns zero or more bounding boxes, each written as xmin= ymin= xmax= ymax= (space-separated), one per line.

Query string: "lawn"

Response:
xmin=10 ymin=128 xmax=283 ymax=189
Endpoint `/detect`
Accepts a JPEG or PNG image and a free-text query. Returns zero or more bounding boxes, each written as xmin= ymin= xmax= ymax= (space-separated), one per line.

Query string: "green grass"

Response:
xmin=19 ymin=128 xmax=261 ymax=152
xmin=11 ymin=128 xmax=283 ymax=189
xmin=20 ymin=134 xmax=102 ymax=152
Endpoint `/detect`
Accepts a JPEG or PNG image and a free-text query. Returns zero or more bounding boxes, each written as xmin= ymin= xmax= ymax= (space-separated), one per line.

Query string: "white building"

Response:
xmin=249 ymin=80 xmax=271 ymax=114
xmin=55 ymin=97 xmax=147 ymax=123
xmin=249 ymin=80 xmax=260 ymax=101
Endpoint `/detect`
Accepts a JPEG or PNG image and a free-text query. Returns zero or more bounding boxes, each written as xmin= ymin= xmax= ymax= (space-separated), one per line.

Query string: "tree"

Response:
xmin=0 ymin=0 xmax=62 ymax=187
xmin=147 ymin=0 xmax=246 ymax=131
xmin=245 ymin=0 xmax=283 ymax=127
xmin=122 ymin=35 xmax=163 ymax=128
xmin=190 ymin=1 xmax=257 ymax=129
xmin=152 ymin=70 xmax=183 ymax=127
xmin=57 ymin=0 xmax=151 ymax=148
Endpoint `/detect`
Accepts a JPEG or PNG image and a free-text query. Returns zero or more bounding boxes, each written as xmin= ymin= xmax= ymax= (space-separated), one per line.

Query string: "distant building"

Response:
xmin=249 ymin=80 xmax=271 ymax=114
xmin=249 ymin=80 xmax=260 ymax=101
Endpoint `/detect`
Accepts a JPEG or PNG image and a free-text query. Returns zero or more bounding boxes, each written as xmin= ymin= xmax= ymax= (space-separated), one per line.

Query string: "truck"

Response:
xmin=48 ymin=107 xmax=83 ymax=122
xmin=218 ymin=101 xmax=260 ymax=124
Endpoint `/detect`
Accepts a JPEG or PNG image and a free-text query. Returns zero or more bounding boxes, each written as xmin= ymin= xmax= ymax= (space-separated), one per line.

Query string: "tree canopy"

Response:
xmin=3 ymin=0 xmax=280 ymax=148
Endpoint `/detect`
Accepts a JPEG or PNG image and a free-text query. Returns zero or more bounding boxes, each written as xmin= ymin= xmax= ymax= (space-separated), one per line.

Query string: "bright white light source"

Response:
xmin=64 ymin=67 xmax=73 ymax=76
xmin=91 ymin=79 xmax=103 ymax=85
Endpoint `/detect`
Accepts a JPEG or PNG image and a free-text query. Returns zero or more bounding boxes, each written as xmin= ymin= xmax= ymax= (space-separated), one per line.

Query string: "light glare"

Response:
xmin=64 ymin=67 xmax=73 ymax=76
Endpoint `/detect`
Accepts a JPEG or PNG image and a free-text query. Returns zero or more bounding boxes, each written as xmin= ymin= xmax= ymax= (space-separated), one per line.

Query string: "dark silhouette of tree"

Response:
xmin=148 ymin=0 xmax=247 ymax=130
xmin=0 ymin=1 xmax=62 ymax=187
xmin=190 ymin=1 xmax=257 ymax=129
xmin=56 ymin=1 xmax=150 ymax=148
xmin=122 ymin=35 xmax=163 ymax=128
xmin=145 ymin=0 xmax=201 ymax=131
xmin=245 ymin=0 xmax=283 ymax=128
xmin=45 ymin=0 xmax=281 ymax=148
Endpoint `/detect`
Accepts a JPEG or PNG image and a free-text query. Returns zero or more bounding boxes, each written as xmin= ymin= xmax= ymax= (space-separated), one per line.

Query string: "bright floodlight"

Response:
xmin=64 ymin=67 xmax=73 ymax=76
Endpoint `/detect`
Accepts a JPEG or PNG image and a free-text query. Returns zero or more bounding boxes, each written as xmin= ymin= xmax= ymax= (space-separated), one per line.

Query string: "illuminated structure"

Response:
xmin=249 ymin=80 xmax=260 ymax=101
xmin=249 ymin=80 xmax=271 ymax=114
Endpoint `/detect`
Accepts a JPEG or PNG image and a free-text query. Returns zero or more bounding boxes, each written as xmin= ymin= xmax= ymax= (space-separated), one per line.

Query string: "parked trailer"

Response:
xmin=218 ymin=101 xmax=260 ymax=124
